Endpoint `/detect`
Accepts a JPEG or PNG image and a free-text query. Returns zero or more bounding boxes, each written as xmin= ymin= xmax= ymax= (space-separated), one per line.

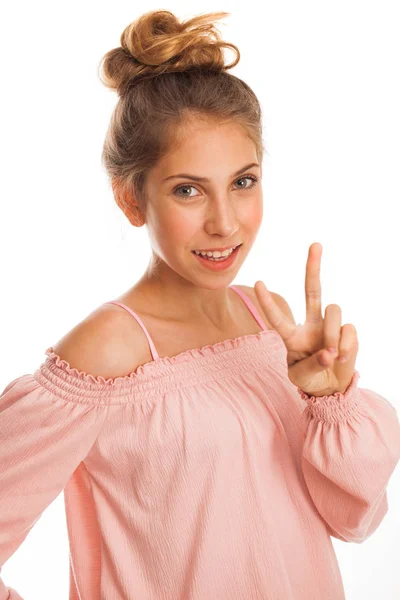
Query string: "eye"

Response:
xmin=173 ymin=174 xmax=259 ymax=198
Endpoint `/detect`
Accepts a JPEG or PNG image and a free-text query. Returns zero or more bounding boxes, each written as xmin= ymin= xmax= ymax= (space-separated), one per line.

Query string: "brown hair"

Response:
xmin=98 ymin=10 xmax=265 ymax=224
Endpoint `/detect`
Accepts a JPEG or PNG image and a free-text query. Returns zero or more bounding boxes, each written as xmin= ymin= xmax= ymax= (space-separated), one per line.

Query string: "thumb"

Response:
xmin=288 ymin=348 xmax=331 ymax=388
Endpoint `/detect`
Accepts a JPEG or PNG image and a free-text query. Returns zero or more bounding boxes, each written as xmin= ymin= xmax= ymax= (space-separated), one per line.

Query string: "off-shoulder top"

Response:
xmin=1 ymin=284 xmax=399 ymax=600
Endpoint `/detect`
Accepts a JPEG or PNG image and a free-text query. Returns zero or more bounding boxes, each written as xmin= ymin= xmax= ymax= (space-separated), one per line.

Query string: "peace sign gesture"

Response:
xmin=254 ymin=243 xmax=358 ymax=397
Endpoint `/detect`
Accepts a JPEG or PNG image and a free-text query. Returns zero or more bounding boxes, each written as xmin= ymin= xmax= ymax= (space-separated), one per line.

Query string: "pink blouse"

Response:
xmin=1 ymin=285 xmax=399 ymax=600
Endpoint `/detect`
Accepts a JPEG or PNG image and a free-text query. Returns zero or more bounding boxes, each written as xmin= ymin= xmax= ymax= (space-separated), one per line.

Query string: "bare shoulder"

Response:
xmin=51 ymin=303 xmax=145 ymax=380
xmin=235 ymin=285 xmax=296 ymax=326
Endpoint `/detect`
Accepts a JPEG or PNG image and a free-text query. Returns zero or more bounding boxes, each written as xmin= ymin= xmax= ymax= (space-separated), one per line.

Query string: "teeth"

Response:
xmin=193 ymin=245 xmax=238 ymax=258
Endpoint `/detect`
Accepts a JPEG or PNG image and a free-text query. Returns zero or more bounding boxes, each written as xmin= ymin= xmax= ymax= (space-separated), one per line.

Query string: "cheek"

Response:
xmin=152 ymin=206 xmax=197 ymax=248
xmin=240 ymin=196 xmax=263 ymax=229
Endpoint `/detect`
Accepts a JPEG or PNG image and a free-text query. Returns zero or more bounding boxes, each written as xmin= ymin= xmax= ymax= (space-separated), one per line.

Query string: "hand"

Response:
xmin=254 ymin=242 xmax=359 ymax=397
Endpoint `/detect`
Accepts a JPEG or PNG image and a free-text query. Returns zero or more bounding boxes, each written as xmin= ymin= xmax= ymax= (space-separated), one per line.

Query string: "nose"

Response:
xmin=204 ymin=194 xmax=239 ymax=238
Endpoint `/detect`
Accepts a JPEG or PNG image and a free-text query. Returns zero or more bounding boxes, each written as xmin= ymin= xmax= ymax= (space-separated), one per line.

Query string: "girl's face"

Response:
xmin=142 ymin=119 xmax=263 ymax=289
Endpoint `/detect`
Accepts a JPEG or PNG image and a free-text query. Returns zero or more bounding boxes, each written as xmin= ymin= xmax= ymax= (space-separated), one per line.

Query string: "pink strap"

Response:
xmin=104 ymin=301 xmax=160 ymax=361
xmin=229 ymin=285 xmax=267 ymax=331
xmin=104 ymin=286 xmax=266 ymax=363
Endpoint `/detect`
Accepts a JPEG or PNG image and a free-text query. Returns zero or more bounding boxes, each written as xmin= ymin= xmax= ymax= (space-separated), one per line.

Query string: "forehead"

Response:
xmin=152 ymin=120 xmax=257 ymax=177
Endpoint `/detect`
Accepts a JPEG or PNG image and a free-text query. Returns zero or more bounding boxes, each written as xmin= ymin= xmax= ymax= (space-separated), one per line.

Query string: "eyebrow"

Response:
xmin=162 ymin=162 xmax=260 ymax=183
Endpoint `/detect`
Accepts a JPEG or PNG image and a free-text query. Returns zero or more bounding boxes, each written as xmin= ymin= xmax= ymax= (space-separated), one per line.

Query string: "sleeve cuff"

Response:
xmin=296 ymin=370 xmax=362 ymax=423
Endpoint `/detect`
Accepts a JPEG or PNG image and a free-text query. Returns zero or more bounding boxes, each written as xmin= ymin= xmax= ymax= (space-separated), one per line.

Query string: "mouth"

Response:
xmin=191 ymin=243 xmax=243 ymax=270
xmin=191 ymin=243 xmax=242 ymax=256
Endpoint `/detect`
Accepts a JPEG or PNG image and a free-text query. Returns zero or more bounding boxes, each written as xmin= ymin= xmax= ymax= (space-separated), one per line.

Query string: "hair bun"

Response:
xmin=99 ymin=10 xmax=240 ymax=96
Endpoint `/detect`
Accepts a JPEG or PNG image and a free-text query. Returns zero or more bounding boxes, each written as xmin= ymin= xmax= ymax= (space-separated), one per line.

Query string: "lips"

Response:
xmin=191 ymin=243 xmax=242 ymax=271
xmin=192 ymin=243 xmax=242 ymax=256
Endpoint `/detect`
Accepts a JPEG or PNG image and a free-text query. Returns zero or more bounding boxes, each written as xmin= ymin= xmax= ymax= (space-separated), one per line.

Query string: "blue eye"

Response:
xmin=173 ymin=174 xmax=259 ymax=198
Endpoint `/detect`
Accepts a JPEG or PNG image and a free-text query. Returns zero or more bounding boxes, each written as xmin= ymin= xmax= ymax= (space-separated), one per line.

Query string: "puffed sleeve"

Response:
xmin=0 ymin=355 xmax=109 ymax=599
xmin=296 ymin=369 xmax=400 ymax=543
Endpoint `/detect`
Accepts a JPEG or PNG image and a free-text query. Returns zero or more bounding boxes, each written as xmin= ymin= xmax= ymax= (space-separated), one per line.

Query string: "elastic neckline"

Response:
xmin=37 ymin=330 xmax=285 ymax=404
xmin=37 ymin=329 xmax=286 ymax=403
xmin=43 ymin=328 xmax=281 ymax=386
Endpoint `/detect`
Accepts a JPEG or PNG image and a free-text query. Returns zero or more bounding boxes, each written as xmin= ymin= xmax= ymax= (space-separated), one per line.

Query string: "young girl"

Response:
xmin=1 ymin=10 xmax=399 ymax=600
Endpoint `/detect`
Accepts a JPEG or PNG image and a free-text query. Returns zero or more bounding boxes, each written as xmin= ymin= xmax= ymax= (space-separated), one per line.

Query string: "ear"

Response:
xmin=111 ymin=178 xmax=146 ymax=228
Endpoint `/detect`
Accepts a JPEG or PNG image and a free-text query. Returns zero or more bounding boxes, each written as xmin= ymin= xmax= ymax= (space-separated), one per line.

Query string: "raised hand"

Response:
xmin=254 ymin=242 xmax=358 ymax=397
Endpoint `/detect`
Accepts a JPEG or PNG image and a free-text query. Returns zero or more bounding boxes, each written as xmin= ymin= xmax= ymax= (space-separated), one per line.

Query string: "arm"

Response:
xmin=0 ymin=371 xmax=109 ymax=598
xmin=273 ymin=292 xmax=400 ymax=543
xmin=0 ymin=311 xmax=125 ymax=599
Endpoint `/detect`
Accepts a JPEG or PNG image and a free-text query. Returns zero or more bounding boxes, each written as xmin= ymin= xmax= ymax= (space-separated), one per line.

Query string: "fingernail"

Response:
xmin=338 ymin=356 xmax=347 ymax=363
xmin=328 ymin=347 xmax=338 ymax=355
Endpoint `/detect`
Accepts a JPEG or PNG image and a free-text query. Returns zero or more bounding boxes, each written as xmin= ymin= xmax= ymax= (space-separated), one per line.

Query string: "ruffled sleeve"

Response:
xmin=297 ymin=369 xmax=400 ymax=543
xmin=0 ymin=353 xmax=110 ymax=600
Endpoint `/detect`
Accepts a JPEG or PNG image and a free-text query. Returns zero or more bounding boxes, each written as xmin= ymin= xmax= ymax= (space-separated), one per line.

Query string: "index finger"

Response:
xmin=254 ymin=281 xmax=296 ymax=342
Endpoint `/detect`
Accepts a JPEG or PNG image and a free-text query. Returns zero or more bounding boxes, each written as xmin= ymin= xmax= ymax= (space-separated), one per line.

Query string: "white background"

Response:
xmin=0 ymin=1 xmax=399 ymax=598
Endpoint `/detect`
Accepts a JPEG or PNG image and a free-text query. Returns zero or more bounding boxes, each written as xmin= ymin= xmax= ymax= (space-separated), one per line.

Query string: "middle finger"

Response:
xmin=305 ymin=243 xmax=323 ymax=324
